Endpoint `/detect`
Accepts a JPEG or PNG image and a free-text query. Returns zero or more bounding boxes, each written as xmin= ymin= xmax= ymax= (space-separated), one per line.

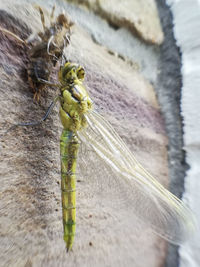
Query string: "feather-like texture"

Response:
xmin=77 ymin=110 xmax=196 ymax=245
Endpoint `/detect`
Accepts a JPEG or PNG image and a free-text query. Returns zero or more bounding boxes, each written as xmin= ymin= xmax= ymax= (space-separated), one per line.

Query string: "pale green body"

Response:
xmin=13 ymin=62 xmax=194 ymax=250
xmin=60 ymin=130 xmax=78 ymax=250
xmin=59 ymin=62 xmax=92 ymax=250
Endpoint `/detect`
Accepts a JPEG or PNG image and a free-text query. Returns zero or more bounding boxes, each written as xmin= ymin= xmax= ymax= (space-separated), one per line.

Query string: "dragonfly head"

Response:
xmin=59 ymin=61 xmax=85 ymax=84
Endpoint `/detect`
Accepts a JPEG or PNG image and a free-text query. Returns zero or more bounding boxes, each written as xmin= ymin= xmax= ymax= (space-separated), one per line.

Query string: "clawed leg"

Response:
xmin=5 ymin=96 xmax=60 ymax=134
xmin=33 ymin=91 xmax=41 ymax=102
xmin=0 ymin=26 xmax=26 ymax=44
xmin=50 ymin=5 xmax=56 ymax=26
xmin=35 ymin=5 xmax=47 ymax=32
xmin=34 ymin=64 xmax=60 ymax=87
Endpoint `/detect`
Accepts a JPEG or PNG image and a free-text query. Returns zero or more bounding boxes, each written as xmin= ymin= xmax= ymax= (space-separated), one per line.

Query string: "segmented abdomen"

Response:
xmin=60 ymin=129 xmax=79 ymax=251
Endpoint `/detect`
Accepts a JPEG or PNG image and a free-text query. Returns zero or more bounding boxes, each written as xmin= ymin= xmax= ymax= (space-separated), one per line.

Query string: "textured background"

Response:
xmin=0 ymin=0 xmax=197 ymax=266
xmin=166 ymin=0 xmax=200 ymax=267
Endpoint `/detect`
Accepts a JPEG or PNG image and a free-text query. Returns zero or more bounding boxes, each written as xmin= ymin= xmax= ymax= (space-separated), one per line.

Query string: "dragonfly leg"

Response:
xmin=50 ymin=5 xmax=56 ymax=25
xmin=34 ymin=64 xmax=60 ymax=87
xmin=33 ymin=91 xmax=41 ymax=102
xmin=35 ymin=5 xmax=47 ymax=32
xmin=0 ymin=26 xmax=26 ymax=44
xmin=5 ymin=96 xmax=60 ymax=134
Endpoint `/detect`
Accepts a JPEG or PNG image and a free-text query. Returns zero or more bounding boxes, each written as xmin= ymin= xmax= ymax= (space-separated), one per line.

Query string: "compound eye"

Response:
xmin=77 ymin=67 xmax=85 ymax=81
xmin=65 ymin=67 xmax=76 ymax=81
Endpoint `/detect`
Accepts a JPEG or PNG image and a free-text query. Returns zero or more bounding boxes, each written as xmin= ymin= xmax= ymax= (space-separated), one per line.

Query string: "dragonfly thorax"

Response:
xmin=59 ymin=62 xmax=92 ymax=132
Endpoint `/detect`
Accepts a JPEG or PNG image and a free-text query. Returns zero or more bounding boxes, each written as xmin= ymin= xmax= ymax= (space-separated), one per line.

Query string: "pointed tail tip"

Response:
xmin=66 ymin=246 xmax=72 ymax=253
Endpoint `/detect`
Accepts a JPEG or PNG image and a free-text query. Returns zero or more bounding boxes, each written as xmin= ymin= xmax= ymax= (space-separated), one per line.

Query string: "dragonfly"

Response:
xmin=7 ymin=61 xmax=196 ymax=251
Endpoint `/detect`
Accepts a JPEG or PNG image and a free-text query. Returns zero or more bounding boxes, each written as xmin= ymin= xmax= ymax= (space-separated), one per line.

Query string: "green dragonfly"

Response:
xmin=8 ymin=61 xmax=196 ymax=251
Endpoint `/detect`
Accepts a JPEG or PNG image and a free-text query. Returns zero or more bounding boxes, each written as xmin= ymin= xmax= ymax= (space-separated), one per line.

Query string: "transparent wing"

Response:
xmin=76 ymin=110 xmax=196 ymax=245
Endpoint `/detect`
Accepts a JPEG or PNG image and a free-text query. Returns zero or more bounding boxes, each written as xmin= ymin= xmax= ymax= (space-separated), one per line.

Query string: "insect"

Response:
xmin=0 ymin=5 xmax=72 ymax=101
xmin=8 ymin=61 xmax=195 ymax=251
xmin=27 ymin=5 xmax=73 ymax=101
